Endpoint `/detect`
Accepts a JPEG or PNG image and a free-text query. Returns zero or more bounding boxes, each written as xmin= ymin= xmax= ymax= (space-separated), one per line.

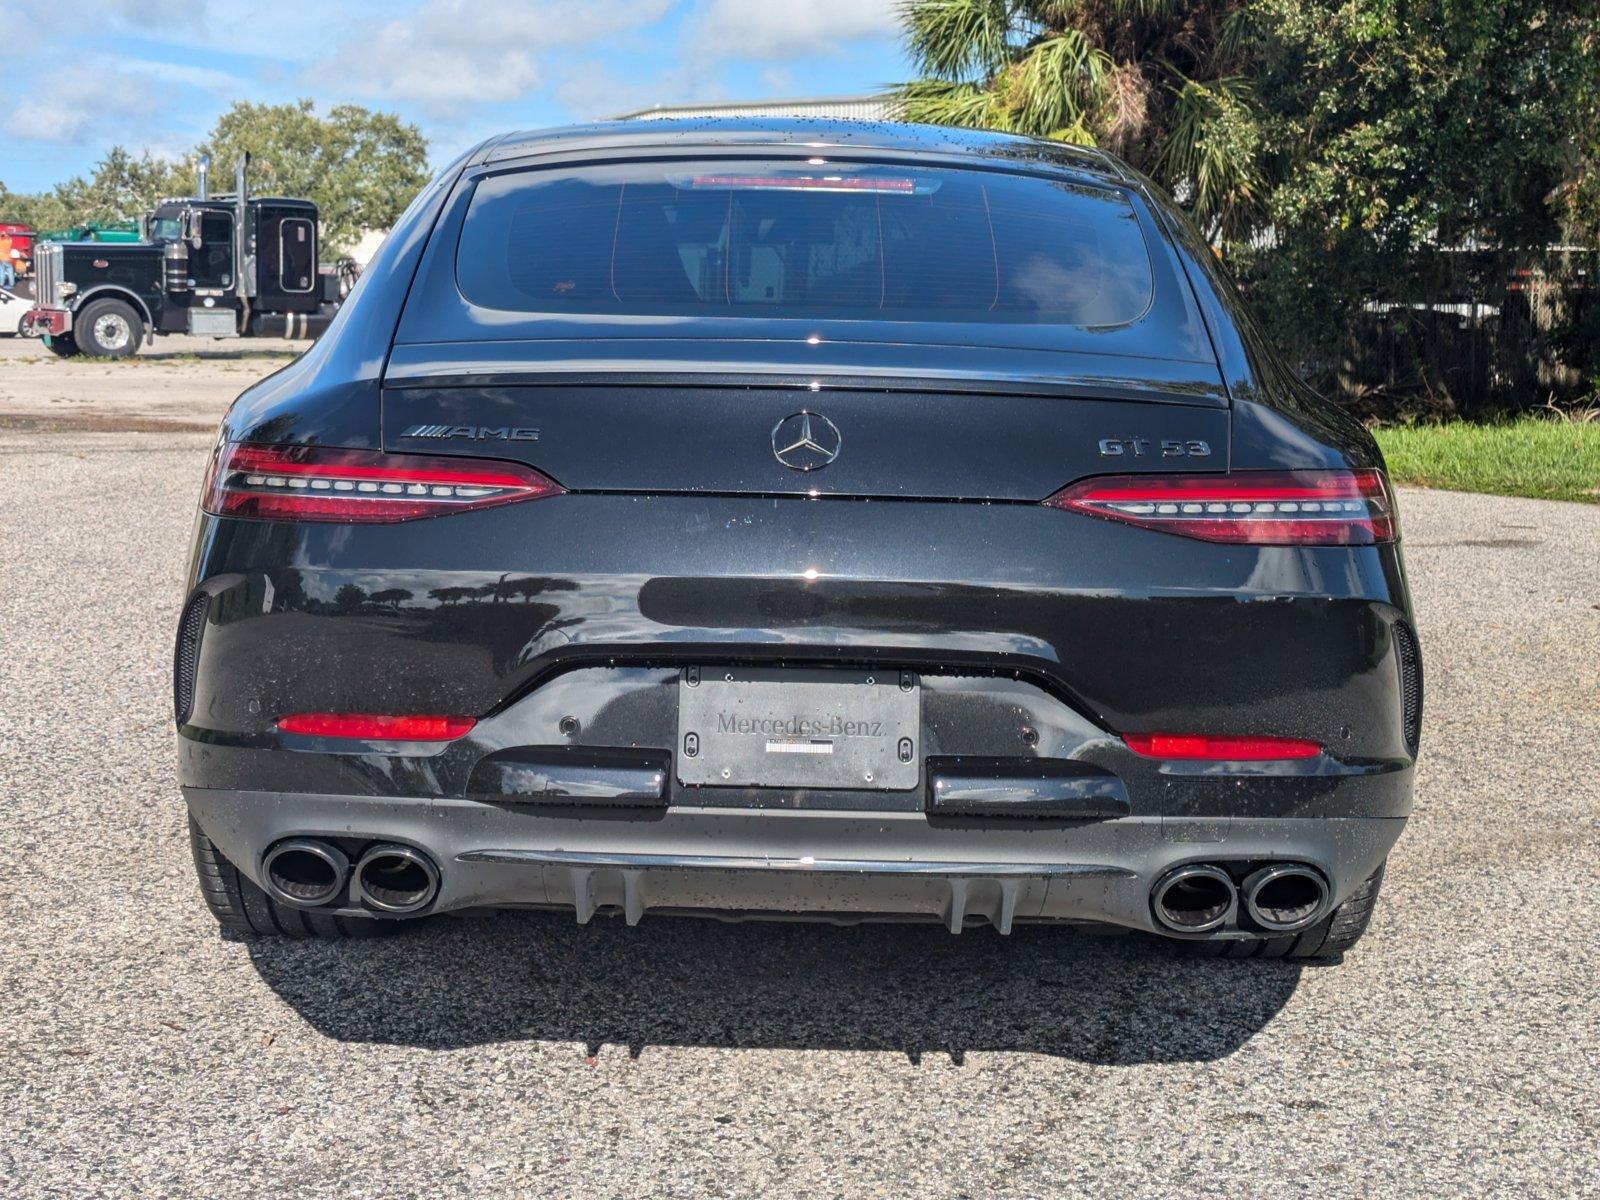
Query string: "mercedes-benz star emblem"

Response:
xmin=771 ymin=411 xmax=841 ymax=472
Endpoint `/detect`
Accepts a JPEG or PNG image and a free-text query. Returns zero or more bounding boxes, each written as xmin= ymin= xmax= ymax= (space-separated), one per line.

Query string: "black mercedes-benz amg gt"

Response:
xmin=177 ymin=119 xmax=1420 ymax=958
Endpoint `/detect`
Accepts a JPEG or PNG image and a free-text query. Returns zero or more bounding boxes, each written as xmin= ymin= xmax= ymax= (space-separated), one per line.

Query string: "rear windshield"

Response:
xmin=456 ymin=160 xmax=1155 ymax=327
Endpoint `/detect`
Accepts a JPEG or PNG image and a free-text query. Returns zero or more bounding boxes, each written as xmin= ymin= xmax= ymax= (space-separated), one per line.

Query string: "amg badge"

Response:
xmin=401 ymin=425 xmax=540 ymax=442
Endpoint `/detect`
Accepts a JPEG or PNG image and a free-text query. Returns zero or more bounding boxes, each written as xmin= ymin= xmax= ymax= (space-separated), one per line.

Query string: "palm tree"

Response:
xmin=892 ymin=0 xmax=1266 ymax=241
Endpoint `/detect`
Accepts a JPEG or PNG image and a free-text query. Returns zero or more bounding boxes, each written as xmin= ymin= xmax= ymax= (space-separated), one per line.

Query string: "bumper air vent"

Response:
xmin=174 ymin=593 xmax=210 ymax=725
xmin=1394 ymin=621 xmax=1423 ymax=756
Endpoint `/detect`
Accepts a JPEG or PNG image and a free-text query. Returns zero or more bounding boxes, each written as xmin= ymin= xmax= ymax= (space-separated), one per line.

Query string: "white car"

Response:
xmin=0 ymin=284 xmax=31 ymax=336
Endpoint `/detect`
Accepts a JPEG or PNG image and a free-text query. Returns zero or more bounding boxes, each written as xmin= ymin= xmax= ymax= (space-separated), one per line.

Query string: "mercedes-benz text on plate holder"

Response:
xmin=677 ymin=668 xmax=920 ymax=790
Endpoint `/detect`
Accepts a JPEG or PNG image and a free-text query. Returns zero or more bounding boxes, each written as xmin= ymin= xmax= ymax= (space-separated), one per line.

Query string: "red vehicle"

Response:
xmin=0 ymin=223 xmax=34 ymax=279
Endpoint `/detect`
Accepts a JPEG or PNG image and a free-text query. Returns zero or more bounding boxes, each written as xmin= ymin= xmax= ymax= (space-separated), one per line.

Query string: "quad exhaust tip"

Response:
xmin=262 ymin=839 xmax=349 ymax=909
xmin=1151 ymin=864 xmax=1236 ymax=933
xmin=353 ymin=843 xmax=440 ymax=914
xmin=1242 ymin=864 xmax=1329 ymax=932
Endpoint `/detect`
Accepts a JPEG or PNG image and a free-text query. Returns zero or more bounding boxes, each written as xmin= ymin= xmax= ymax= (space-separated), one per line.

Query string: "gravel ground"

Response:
xmin=0 ymin=334 xmax=306 ymax=432
xmin=1 ymin=400 xmax=1597 ymax=1196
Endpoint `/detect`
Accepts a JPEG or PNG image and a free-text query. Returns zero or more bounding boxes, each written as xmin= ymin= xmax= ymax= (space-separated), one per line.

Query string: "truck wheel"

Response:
xmin=74 ymin=297 xmax=141 ymax=358
xmin=188 ymin=818 xmax=395 ymax=939
xmin=1182 ymin=861 xmax=1387 ymax=960
xmin=44 ymin=332 xmax=81 ymax=357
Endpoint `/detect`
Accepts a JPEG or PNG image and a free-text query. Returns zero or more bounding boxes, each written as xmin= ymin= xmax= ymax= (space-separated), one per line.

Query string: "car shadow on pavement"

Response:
xmin=242 ymin=909 xmax=1305 ymax=1064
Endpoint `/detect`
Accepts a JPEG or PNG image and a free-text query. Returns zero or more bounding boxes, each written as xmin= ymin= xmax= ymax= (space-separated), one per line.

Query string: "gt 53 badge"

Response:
xmin=1098 ymin=438 xmax=1212 ymax=457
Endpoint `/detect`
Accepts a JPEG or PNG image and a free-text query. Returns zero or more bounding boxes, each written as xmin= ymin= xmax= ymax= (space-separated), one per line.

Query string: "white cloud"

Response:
xmin=0 ymin=0 xmax=193 ymax=24
xmin=92 ymin=0 xmax=386 ymax=65
xmin=110 ymin=58 xmax=243 ymax=92
xmin=684 ymin=0 xmax=900 ymax=61
xmin=553 ymin=60 xmax=728 ymax=121
xmin=759 ymin=66 xmax=797 ymax=94
xmin=93 ymin=0 xmax=191 ymax=19
xmin=325 ymin=0 xmax=676 ymax=111
xmin=5 ymin=64 xmax=171 ymax=144
xmin=61 ymin=49 xmax=244 ymax=95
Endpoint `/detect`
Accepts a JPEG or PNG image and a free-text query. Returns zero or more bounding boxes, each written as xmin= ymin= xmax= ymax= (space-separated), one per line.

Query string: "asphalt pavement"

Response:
xmin=1 ymin=405 xmax=1596 ymax=1197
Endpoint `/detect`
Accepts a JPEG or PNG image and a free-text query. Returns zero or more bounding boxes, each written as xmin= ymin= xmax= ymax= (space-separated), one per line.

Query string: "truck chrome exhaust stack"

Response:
xmin=261 ymin=839 xmax=349 ymax=909
xmin=353 ymin=844 xmax=440 ymax=914
xmin=1242 ymin=865 xmax=1329 ymax=932
xmin=1151 ymin=864 xmax=1236 ymax=933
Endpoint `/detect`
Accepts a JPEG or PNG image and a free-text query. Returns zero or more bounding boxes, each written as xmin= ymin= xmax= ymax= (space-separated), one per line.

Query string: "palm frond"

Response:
xmin=1012 ymin=29 xmax=1113 ymax=135
xmin=893 ymin=79 xmax=1018 ymax=131
xmin=1095 ymin=61 xmax=1153 ymax=150
xmin=1045 ymin=118 xmax=1099 ymax=145
xmin=1216 ymin=7 xmax=1264 ymax=68
xmin=1161 ymin=75 xmax=1266 ymax=239
xmin=1107 ymin=0 xmax=1185 ymax=17
xmin=901 ymin=0 xmax=1016 ymax=81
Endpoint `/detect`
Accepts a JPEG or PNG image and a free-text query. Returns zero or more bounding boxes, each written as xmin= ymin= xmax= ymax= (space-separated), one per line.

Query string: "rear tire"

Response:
xmin=188 ymin=818 xmax=393 ymax=939
xmin=73 ymin=297 xmax=141 ymax=358
xmin=43 ymin=332 xmax=80 ymax=357
xmin=1180 ymin=861 xmax=1386 ymax=960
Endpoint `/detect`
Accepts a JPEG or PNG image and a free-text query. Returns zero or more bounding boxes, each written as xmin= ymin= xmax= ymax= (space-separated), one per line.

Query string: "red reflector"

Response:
xmin=1124 ymin=733 xmax=1322 ymax=760
xmin=1045 ymin=470 xmax=1397 ymax=545
xmin=276 ymin=713 xmax=476 ymax=741
xmin=203 ymin=443 xmax=563 ymax=523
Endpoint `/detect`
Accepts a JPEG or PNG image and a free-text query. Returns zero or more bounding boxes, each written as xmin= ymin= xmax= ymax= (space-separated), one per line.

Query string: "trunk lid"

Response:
xmin=381 ymin=356 xmax=1229 ymax=502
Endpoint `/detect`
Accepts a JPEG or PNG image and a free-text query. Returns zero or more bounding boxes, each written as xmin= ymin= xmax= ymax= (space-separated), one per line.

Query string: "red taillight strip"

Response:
xmin=277 ymin=713 xmax=476 ymax=740
xmin=1045 ymin=470 xmax=1397 ymax=545
xmin=689 ymin=175 xmax=916 ymax=192
xmin=204 ymin=443 xmax=563 ymax=523
xmin=222 ymin=443 xmax=535 ymax=488
xmin=1124 ymin=733 xmax=1322 ymax=761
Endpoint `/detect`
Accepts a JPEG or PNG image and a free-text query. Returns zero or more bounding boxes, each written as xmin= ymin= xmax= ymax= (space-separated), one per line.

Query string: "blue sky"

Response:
xmin=0 ymin=0 xmax=909 ymax=193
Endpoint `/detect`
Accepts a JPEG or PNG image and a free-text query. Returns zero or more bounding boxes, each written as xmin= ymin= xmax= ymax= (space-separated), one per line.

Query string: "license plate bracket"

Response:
xmin=676 ymin=667 xmax=921 ymax=790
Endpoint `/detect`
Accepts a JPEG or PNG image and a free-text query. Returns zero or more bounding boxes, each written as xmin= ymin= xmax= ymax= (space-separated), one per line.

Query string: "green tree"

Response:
xmin=893 ymin=0 xmax=1600 ymax=410
xmin=1238 ymin=0 xmax=1600 ymax=399
xmin=68 ymin=147 xmax=190 ymax=224
xmin=892 ymin=0 xmax=1266 ymax=239
xmin=197 ymin=100 xmax=430 ymax=251
xmin=368 ymin=588 xmax=413 ymax=611
xmin=2 ymin=147 xmax=188 ymax=231
xmin=0 ymin=180 xmax=69 ymax=231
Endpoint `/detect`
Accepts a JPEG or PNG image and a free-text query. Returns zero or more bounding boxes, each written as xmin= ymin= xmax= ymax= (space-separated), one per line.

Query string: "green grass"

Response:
xmin=1374 ymin=417 xmax=1600 ymax=503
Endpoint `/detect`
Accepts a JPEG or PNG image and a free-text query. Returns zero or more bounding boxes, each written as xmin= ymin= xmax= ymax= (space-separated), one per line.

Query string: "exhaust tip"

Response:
xmin=262 ymin=839 xmax=349 ymax=909
xmin=353 ymin=844 xmax=439 ymax=914
xmin=1243 ymin=865 xmax=1329 ymax=932
xmin=1152 ymin=864 xmax=1236 ymax=933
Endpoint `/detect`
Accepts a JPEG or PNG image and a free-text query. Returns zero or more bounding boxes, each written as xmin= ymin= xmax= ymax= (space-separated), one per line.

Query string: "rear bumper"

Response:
xmin=19 ymin=306 xmax=69 ymax=337
xmin=185 ymin=785 xmax=1404 ymax=936
xmin=181 ymin=493 xmax=1419 ymax=936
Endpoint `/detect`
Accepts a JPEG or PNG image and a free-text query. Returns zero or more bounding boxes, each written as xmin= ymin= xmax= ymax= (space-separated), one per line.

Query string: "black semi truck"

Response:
xmin=22 ymin=155 xmax=343 ymax=357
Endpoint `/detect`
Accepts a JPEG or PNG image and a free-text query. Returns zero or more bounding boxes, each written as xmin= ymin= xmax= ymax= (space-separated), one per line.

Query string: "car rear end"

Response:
xmin=178 ymin=127 xmax=1418 ymax=951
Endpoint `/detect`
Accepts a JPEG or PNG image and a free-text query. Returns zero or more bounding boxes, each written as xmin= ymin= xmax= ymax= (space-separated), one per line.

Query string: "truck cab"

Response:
xmin=22 ymin=157 xmax=341 ymax=357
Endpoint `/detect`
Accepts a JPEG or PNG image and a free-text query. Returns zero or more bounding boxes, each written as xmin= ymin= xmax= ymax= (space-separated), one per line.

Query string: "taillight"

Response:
xmin=203 ymin=443 xmax=563 ymax=523
xmin=277 ymin=713 xmax=476 ymax=740
xmin=1045 ymin=470 xmax=1396 ymax=545
xmin=1124 ymin=734 xmax=1322 ymax=760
